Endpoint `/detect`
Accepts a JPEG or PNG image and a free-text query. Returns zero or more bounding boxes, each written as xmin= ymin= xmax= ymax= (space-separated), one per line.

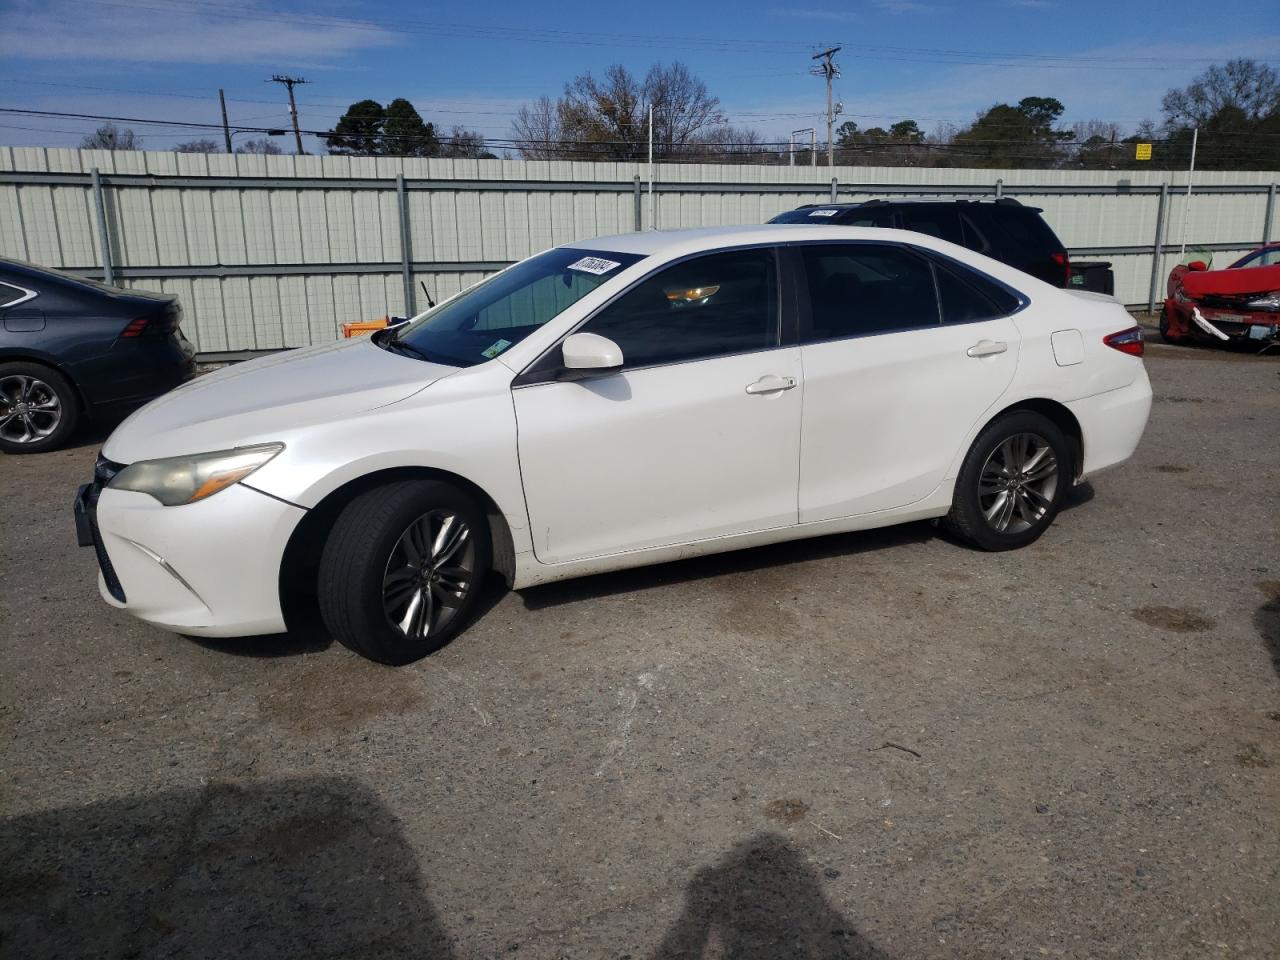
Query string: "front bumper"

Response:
xmin=75 ymin=462 xmax=305 ymax=637
xmin=1165 ymin=300 xmax=1280 ymax=343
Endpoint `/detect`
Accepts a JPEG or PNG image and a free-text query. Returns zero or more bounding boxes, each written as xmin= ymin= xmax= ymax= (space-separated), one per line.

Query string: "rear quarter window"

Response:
xmin=932 ymin=257 xmax=1023 ymax=321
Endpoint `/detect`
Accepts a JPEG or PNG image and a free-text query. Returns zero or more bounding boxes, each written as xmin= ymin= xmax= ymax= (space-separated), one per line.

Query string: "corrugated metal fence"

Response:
xmin=1 ymin=147 xmax=1276 ymax=355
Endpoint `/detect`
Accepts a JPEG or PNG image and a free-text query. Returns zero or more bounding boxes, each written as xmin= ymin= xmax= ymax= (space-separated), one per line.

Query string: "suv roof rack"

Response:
xmin=792 ymin=197 xmax=1024 ymax=210
xmin=856 ymin=197 xmax=1024 ymax=207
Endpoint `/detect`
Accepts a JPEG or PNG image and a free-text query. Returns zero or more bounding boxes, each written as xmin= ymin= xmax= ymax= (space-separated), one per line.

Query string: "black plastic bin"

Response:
xmin=1069 ymin=261 xmax=1115 ymax=296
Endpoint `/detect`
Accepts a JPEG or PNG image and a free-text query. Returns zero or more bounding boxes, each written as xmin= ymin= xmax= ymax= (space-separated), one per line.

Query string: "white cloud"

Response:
xmin=873 ymin=0 xmax=939 ymax=12
xmin=772 ymin=7 xmax=861 ymax=20
xmin=0 ymin=0 xmax=401 ymax=66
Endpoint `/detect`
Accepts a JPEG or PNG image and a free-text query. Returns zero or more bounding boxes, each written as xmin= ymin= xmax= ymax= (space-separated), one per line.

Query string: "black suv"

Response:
xmin=769 ymin=198 xmax=1112 ymax=294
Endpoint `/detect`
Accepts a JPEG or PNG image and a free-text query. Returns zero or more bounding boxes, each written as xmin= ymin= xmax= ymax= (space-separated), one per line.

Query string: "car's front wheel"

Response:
xmin=943 ymin=411 xmax=1072 ymax=551
xmin=318 ymin=479 xmax=491 ymax=665
xmin=1158 ymin=307 xmax=1184 ymax=344
xmin=0 ymin=362 xmax=79 ymax=454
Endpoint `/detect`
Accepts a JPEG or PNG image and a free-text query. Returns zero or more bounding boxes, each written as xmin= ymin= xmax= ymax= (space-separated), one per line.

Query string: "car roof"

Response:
xmin=0 ymin=256 xmax=171 ymax=301
xmin=565 ymin=224 xmax=956 ymax=258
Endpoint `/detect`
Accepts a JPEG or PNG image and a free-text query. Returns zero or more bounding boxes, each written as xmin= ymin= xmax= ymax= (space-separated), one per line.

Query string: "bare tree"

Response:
xmin=80 ymin=123 xmax=142 ymax=151
xmin=235 ymin=138 xmax=283 ymax=155
xmin=173 ymin=138 xmax=220 ymax=154
xmin=511 ymin=96 xmax=565 ymax=160
xmin=440 ymin=125 xmax=494 ymax=159
xmin=510 ymin=62 xmax=729 ymax=161
xmin=646 ymin=62 xmax=724 ymax=154
xmin=685 ymin=124 xmax=771 ymax=163
xmin=1162 ymin=59 xmax=1280 ymax=128
xmin=559 ymin=63 xmax=646 ymax=159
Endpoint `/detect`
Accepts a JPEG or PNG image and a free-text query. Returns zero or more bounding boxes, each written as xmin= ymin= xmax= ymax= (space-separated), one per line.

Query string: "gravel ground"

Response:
xmin=2 ymin=338 xmax=1278 ymax=960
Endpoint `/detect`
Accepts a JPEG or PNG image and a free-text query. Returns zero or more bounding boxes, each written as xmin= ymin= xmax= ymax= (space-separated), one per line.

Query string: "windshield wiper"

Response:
xmin=379 ymin=332 xmax=432 ymax=363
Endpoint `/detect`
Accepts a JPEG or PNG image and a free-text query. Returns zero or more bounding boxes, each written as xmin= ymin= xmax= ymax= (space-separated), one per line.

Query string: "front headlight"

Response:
xmin=1244 ymin=293 xmax=1280 ymax=312
xmin=1174 ymin=288 xmax=1194 ymax=304
xmin=108 ymin=443 xmax=283 ymax=506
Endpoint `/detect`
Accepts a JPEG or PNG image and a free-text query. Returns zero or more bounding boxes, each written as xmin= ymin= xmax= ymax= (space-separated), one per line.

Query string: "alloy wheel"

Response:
xmin=0 ymin=374 xmax=62 ymax=445
xmin=978 ymin=432 xmax=1059 ymax=534
xmin=381 ymin=510 xmax=476 ymax=641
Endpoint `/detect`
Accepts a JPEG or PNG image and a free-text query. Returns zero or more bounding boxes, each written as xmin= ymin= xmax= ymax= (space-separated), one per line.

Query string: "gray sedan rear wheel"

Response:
xmin=0 ymin=362 xmax=78 ymax=454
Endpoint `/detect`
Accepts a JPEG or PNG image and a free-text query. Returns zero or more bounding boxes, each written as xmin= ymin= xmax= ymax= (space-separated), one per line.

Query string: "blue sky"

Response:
xmin=1 ymin=0 xmax=1277 ymax=153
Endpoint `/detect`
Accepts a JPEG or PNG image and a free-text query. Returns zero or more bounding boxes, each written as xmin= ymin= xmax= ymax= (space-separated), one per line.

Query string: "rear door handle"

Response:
xmin=966 ymin=339 xmax=1008 ymax=358
xmin=745 ymin=374 xmax=797 ymax=395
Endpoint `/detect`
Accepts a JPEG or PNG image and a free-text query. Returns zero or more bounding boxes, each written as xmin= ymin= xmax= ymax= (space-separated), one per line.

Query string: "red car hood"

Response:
xmin=1182 ymin=264 xmax=1280 ymax=298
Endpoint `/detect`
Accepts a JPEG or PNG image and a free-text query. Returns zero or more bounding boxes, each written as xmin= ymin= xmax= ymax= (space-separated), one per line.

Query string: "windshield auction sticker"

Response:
xmin=808 ymin=209 xmax=839 ymax=217
xmin=567 ymin=256 xmax=622 ymax=275
xmin=481 ymin=338 xmax=513 ymax=359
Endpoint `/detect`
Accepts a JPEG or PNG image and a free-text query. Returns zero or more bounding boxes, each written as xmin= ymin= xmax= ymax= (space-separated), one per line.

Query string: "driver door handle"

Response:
xmin=966 ymin=339 xmax=1008 ymax=358
xmin=744 ymin=374 xmax=797 ymax=395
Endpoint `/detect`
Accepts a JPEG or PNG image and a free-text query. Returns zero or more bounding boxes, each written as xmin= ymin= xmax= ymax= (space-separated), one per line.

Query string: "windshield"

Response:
xmin=387 ymin=247 xmax=645 ymax=367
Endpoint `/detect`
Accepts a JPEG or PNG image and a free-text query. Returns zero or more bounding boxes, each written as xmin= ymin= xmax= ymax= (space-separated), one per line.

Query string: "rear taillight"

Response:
xmin=1051 ymin=251 xmax=1071 ymax=287
xmin=1104 ymin=326 xmax=1144 ymax=357
xmin=120 ymin=306 xmax=181 ymax=338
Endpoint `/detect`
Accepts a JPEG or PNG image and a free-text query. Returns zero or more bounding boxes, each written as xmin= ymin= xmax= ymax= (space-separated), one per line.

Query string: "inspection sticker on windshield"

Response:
xmin=808 ymin=209 xmax=839 ymax=217
xmin=567 ymin=256 xmax=622 ymax=275
xmin=481 ymin=338 xmax=512 ymax=359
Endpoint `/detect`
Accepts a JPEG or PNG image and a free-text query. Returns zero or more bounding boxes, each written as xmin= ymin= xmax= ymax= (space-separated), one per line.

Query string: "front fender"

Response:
xmin=244 ymin=364 xmax=529 ymax=541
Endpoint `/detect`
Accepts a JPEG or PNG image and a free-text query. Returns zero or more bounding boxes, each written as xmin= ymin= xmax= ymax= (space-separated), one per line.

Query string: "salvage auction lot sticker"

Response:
xmin=567 ymin=257 xmax=622 ymax=275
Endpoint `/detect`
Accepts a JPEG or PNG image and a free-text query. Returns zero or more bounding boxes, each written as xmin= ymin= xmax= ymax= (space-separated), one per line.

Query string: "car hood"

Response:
xmin=1181 ymin=263 xmax=1280 ymax=298
xmin=103 ymin=337 xmax=457 ymax=463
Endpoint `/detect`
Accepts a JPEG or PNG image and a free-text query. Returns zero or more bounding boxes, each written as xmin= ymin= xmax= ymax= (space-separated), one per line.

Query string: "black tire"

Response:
xmin=0 ymin=361 xmax=79 ymax=454
xmin=1158 ymin=307 xmax=1183 ymax=345
xmin=943 ymin=411 xmax=1072 ymax=552
xmin=318 ymin=480 xmax=491 ymax=665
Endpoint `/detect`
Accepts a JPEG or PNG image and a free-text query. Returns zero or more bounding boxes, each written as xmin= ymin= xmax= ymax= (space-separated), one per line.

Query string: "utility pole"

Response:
xmin=269 ymin=74 xmax=309 ymax=154
xmin=811 ymin=46 xmax=841 ymax=166
xmin=218 ymin=89 xmax=232 ymax=153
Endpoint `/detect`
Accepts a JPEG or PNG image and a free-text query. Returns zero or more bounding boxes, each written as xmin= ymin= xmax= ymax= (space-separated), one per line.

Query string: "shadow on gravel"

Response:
xmin=1255 ymin=581 xmax=1280 ymax=678
xmin=520 ymin=522 xmax=935 ymax=610
xmin=524 ymin=482 xmax=1097 ymax=611
xmin=0 ymin=777 xmax=456 ymax=960
xmin=3 ymin=783 xmax=886 ymax=960
xmin=653 ymin=832 xmax=888 ymax=959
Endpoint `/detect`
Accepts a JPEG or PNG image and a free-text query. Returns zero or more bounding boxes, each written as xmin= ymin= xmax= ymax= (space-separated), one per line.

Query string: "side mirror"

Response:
xmin=560 ymin=332 xmax=623 ymax=379
xmin=1187 ymin=260 xmax=1208 ymax=272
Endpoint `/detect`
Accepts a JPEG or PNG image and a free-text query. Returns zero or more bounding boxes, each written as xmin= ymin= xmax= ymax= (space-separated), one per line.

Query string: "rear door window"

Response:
xmin=959 ymin=214 xmax=990 ymax=254
xmin=798 ymin=243 xmax=940 ymax=341
xmin=898 ymin=208 xmax=963 ymax=245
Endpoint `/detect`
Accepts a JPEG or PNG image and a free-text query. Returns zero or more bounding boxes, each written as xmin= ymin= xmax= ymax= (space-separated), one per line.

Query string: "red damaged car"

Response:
xmin=1161 ymin=244 xmax=1280 ymax=349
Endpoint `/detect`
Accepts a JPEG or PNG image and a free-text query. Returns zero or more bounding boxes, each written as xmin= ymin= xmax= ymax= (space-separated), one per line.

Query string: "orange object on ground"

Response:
xmin=342 ymin=318 xmax=390 ymax=338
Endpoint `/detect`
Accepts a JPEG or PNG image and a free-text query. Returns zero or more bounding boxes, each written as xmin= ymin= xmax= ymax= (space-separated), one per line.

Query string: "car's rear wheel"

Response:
xmin=0 ymin=362 xmax=79 ymax=454
xmin=318 ymin=479 xmax=491 ymax=665
xmin=943 ymin=411 xmax=1071 ymax=551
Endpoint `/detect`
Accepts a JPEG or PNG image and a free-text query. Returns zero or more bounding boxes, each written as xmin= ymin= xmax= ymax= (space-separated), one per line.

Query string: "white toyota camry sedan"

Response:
xmin=75 ymin=225 xmax=1152 ymax=664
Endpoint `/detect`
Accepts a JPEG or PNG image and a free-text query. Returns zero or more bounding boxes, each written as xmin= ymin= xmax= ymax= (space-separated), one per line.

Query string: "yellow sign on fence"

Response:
xmin=1135 ymin=142 xmax=1153 ymax=161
